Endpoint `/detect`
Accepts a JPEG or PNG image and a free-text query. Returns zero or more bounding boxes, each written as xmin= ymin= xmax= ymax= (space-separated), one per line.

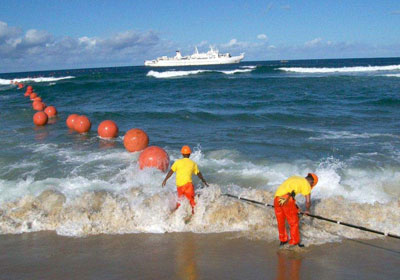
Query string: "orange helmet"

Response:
xmin=308 ymin=173 xmax=318 ymax=188
xmin=181 ymin=145 xmax=191 ymax=154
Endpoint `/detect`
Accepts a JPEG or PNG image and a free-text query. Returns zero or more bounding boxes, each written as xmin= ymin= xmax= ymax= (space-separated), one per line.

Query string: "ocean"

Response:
xmin=0 ymin=57 xmax=399 ymax=244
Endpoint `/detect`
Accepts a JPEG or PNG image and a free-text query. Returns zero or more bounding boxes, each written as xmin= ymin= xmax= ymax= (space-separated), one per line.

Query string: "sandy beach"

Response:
xmin=0 ymin=232 xmax=399 ymax=280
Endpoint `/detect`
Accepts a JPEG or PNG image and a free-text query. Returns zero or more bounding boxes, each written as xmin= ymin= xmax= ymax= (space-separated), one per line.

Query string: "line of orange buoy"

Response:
xmin=20 ymin=84 xmax=57 ymax=126
xmin=19 ymin=82 xmax=169 ymax=172
xmin=98 ymin=120 xmax=119 ymax=139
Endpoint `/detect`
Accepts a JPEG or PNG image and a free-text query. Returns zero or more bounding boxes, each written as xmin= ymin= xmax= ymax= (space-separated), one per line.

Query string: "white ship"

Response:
xmin=144 ymin=47 xmax=244 ymax=67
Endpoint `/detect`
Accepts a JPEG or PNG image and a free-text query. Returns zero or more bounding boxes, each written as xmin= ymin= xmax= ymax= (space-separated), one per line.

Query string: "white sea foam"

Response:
xmin=219 ymin=69 xmax=253 ymax=74
xmin=147 ymin=68 xmax=254 ymax=78
xmin=0 ymin=79 xmax=14 ymax=85
xmin=309 ymin=131 xmax=400 ymax=140
xmin=240 ymin=65 xmax=257 ymax=69
xmin=0 ymin=76 xmax=75 ymax=85
xmin=383 ymin=74 xmax=400 ymax=77
xmin=278 ymin=64 xmax=400 ymax=73
xmin=0 ymin=146 xmax=399 ymax=242
xmin=0 ymin=184 xmax=398 ymax=244
xmin=147 ymin=70 xmax=208 ymax=78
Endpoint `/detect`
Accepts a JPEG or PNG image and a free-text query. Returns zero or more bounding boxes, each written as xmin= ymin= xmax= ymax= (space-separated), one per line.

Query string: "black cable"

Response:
xmin=224 ymin=193 xmax=400 ymax=240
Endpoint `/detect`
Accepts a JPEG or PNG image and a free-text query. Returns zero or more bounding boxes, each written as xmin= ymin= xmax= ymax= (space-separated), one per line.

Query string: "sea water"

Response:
xmin=0 ymin=58 xmax=399 ymax=244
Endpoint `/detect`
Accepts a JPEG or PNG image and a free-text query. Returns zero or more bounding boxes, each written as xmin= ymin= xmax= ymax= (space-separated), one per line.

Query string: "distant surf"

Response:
xmin=278 ymin=64 xmax=400 ymax=73
xmin=147 ymin=67 xmax=255 ymax=78
xmin=240 ymin=65 xmax=257 ymax=69
xmin=0 ymin=76 xmax=75 ymax=85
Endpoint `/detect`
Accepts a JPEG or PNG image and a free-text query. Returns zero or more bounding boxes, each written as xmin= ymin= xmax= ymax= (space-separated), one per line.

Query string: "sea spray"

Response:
xmin=278 ymin=64 xmax=400 ymax=73
xmin=147 ymin=67 xmax=253 ymax=78
xmin=1 ymin=185 xmax=399 ymax=246
xmin=0 ymin=76 xmax=75 ymax=85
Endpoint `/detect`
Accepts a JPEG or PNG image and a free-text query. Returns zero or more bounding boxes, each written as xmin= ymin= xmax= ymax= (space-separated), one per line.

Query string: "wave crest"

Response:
xmin=147 ymin=68 xmax=253 ymax=78
xmin=278 ymin=65 xmax=400 ymax=73
xmin=1 ymin=186 xmax=398 ymax=245
xmin=0 ymin=76 xmax=75 ymax=85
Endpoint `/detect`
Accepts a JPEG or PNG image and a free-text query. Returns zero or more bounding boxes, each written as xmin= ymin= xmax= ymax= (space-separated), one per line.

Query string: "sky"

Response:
xmin=1 ymin=0 xmax=400 ymax=73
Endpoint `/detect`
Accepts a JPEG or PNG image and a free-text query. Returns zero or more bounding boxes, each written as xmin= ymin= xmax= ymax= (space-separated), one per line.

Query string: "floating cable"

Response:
xmin=224 ymin=193 xmax=400 ymax=240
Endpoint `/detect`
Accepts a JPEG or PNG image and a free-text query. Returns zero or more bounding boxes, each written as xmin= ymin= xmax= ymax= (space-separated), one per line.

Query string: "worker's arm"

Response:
xmin=197 ymin=172 xmax=209 ymax=187
xmin=162 ymin=170 xmax=174 ymax=187
xmin=304 ymin=194 xmax=311 ymax=215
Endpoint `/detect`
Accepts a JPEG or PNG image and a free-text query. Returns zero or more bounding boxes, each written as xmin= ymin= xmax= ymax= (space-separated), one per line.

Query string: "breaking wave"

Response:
xmin=147 ymin=70 xmax=208 ymax=78
xmin=147 ymin=68 xmax=253 ymax=78
xmin=240 ymin=65 xmax=257 ymax=69
xmin=0 ymin=147 xmax=399 ymax=243
xmin=278 ymin=65 xmax=400 ymax=73
xmin=0 ymin=186 xmax=398 ymax=246
xmin=0 ymin=76 xmax=75 ymax=85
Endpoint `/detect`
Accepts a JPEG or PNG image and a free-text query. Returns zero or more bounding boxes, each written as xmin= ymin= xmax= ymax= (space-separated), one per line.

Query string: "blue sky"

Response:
xmin=1 ymin=0 xmax=400 ymax=72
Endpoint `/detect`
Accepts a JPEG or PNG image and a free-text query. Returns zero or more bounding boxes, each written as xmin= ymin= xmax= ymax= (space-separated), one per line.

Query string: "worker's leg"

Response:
xmin=177 ymin=183 xmax=196 ymax=213
xmin=284 ymin=198 xmax=300 ymax=245
xmin=182 ymin=183 xmax=196 ymax=213
xmin=176 ymin=186 xmax=184 ymax=208
xmin=274 ymin=197 xmax=288 ymax=243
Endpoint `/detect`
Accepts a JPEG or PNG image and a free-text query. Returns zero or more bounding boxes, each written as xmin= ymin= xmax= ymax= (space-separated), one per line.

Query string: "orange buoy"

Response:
xmin=139 ymin=146 xmax=170 ymax=172
xmin=30 ymin=93 xmax=38 ymax=100
xmin=74 ymin=115 xmax=91 ymax=134
xmin=123 ymin=128 xmax=149 ymax=152
xmin=97 ymin=120 xmax=119 ymax=139
xmin=44 ymin=106 xmax=57 ymax=118
xmin=33 ymin=97 xmax=42 ymax=102
xmin=33 ymin=111 xmax=48 ymax=126
xmin=24 ymin=91 xmax=31 ymax=97
xmin=18 ymin=83 xmax=24 ymax=89
xmin=66 ymin=114 xmax=79 ymax=130
xmin=32 ymin=101 xmax=46 ymax=111
xmin=27 ymin=85 xmax=33 ymax=92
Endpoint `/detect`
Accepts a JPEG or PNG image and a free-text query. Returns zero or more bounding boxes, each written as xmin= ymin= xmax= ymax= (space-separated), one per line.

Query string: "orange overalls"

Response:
xmin=274 ymin=194 xmax=300 ymax=245
xmin=177 ymin=182 xmax=196 ymax=213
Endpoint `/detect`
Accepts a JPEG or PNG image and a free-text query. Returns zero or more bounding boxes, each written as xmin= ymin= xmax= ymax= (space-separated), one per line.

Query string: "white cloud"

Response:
xmin=257 ymin=34 xmax=268 ymax=40
xmin=390 ymin=10 xmax=400 ymax=15
xmin=78 ymin=36 xmax=97 ymax=49
xmin=0 ymin=21 xmax=21 ymax=41
xmin=221 ymin=38 xmax=250 ymax=49
xmin=304 ymin=38 xmax=323 ymax=47
xmin=196 ymin=40 xmax=208 ymax=47
xmin=23 ymin=29 xmax=52 ymax=46
xmin=281 ymin=5 xmax=291 ymax=10
xmin=0 ymin=21 xmax=164 ymax=72
xmin=223 ymin=38 xmax=238 ymax=47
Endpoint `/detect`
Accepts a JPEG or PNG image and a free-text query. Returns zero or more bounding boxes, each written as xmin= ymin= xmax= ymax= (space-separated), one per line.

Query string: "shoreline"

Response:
xmin=0 ymin=232 xmax=399 ymax=279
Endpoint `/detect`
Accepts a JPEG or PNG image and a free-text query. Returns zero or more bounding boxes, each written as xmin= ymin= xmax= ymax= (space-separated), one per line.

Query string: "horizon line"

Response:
xmin=1 ymin=56 xmax=400 ymax=75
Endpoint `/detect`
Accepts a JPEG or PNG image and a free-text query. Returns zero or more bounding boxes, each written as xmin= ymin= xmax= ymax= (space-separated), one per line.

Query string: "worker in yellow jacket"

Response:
xmin=162 ymin=145 xmax=209 ymax=213
xmin=274 ymin=173 xmax=318 ymax=247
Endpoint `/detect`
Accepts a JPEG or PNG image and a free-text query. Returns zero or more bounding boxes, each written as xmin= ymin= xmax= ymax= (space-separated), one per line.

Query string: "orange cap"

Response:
xmin=181 ymin=145 xmax=191 ymax=154
xmin=308 ymin=173 xmax=318 ymax=188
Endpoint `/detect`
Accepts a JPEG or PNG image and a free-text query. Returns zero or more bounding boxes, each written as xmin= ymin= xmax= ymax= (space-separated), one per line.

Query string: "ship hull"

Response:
xmin=144 ymin=55 xmax=244 ymax=67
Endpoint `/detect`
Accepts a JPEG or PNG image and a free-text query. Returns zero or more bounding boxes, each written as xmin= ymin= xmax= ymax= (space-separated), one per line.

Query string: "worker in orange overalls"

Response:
xmin=274 ymin=173 xmax=318 ymax=247
xmin=162 ymin=145 xmax=209 ymax=213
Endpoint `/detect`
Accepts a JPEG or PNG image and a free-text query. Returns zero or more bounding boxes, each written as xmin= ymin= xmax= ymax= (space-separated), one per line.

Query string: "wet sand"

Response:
xmin=0 ymin=232 xmax=399 ymax=280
